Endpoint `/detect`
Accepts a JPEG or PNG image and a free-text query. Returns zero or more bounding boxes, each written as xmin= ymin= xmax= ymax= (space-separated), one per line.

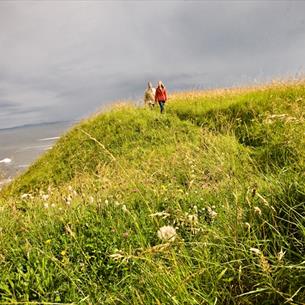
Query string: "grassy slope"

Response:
xmin=0 ymin=82 xmax=305 ymax=304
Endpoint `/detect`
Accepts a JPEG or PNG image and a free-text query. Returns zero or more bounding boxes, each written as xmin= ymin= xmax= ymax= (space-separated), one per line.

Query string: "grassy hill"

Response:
xmin=0 ymin=82 xmax=304 ymax=304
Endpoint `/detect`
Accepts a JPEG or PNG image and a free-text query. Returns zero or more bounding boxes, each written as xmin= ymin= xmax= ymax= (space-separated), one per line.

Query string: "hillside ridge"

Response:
xmin=0 ymin=82 xmax=304 ymax=304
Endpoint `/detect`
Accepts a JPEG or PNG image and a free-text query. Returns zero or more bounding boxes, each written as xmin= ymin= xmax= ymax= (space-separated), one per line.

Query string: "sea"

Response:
xmin=0 ymin=121 xmax=73 ymax=188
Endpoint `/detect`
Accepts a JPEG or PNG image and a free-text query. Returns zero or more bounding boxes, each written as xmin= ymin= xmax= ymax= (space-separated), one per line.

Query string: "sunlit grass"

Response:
xmin=0 ymin=81 xmax=304 ymax=304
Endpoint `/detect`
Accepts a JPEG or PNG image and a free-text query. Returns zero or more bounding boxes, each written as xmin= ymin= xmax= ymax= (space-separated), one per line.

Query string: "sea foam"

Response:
xmin=0 ymin=158 xmax=12 ymax=164
xmin=38 ymin=136 xmax=60 ymax=141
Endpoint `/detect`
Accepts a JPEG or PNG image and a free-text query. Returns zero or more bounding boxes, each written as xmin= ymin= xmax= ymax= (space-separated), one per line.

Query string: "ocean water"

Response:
xmin=0 ymin=121 xmax=73 ymax=187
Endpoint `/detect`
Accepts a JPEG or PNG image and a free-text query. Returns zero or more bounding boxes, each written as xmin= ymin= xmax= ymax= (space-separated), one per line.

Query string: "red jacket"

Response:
xmin=155 ymin=86 xmax=167 ymax=102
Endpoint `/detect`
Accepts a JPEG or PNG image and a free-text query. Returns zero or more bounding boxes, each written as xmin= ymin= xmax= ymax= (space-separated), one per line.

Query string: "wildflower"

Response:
xmin=277 ymin=248 xmax=286 ymax=262
xmin=20 ymin=193 xmax=32 ymax=200
xmin=122 ymin=204 xmax=129 ymax=213
xmin=254 ymin=206 xmax=262 ymax=216
xmin=41 ymin=194 xmax=49 ymax=201
xmin=104 ymin=199 xmax=109 ymax=205
xmin=157 ymin=226 xmax=177 ymax=242
xmin=89 ymin=196 xmax=94 ymax=204
xmin=51 ymin=203 xmax=56 ymax=208
xmin=45 ymin=239 xmax=52 ymax=244
xmin=44 ymin=203 xmax=49 ymax=209
xmin=61 ymin=250 xmax=67 ymax=256
xmin=250 ymin=247 xmax=261 ymax=255
xmin=187 ymin=214 xmax=198 ymax=225
xmin=20 ymin=194 xmax=29 ymax=199
xmin=207 ymin=206 xmax=218 ymax=219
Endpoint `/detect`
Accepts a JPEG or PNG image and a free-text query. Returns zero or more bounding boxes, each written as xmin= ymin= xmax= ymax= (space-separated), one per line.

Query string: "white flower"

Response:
xmin=250 ymin=247 xmax=261 ymax=255
xmin=254 ymin=206 xmax=262 ymax=216
xmin=122 ymin=204 xmax=129 ymax=213
xmin=41 ymin=194 xmax=49 ymax=201
xmin=187 ymin=214 xmax=198 ymax=225
xmin=44 ymin=203 xmax=49 ymax=209
xmin=207 ymin=206 xmax=218 ymax=219
xmin=20 ymin=193 xmax=32 ymax=200
xmin=157 ymin=226 xmax=177 ymax=242
xmin=51 ymin=203 xmax=56 ymax=208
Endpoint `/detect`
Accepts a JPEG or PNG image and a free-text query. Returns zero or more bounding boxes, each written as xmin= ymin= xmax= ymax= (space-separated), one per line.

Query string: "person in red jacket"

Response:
xmin=155 ymin=81 xmax=167 ymax=114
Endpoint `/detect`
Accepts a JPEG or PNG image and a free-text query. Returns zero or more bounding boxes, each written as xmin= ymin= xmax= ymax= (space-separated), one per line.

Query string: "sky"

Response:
xmin=0 ymin=1 xmax=305 ymax=129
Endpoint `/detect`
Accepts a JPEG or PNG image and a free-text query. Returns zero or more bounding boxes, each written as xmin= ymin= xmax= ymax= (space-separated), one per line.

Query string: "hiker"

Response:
xmin=144 ymin=82 xmax=156 ymax=108
xmin=155 ymin=81 xmax=167 ymax=114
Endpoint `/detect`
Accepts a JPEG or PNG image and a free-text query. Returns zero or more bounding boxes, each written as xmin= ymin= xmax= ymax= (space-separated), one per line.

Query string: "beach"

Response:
xmin=0 ymin=121 xmax=72 ymax=187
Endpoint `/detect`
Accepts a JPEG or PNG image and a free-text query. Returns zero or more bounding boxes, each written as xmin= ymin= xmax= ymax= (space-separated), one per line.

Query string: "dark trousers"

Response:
xmin=158 ymin=101 xmax=165 ymax=113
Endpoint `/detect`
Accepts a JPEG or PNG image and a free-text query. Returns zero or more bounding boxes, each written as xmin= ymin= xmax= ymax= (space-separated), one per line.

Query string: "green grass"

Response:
xmin=0 ymin=82 xmax=305 ymax=304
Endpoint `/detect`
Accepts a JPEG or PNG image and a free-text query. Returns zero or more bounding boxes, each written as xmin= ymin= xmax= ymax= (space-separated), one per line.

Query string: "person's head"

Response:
xmin=147 ymin=82 xmax=152 ymax=89
xmin=158 ymin=81 xmax=164 ymax=88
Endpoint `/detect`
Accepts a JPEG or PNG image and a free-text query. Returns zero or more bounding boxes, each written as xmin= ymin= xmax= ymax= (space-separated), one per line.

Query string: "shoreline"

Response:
xmin=0 ymin=121 xmax=73 ymax=189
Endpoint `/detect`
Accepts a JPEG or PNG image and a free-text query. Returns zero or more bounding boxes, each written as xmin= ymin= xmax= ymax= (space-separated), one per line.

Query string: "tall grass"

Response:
xmin=0 ymin=82 xmax=304 ymax=304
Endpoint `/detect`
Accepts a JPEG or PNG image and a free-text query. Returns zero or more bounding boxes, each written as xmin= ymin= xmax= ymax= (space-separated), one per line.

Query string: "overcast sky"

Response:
xmin=0 ymin=1 xmax=305 ymax=129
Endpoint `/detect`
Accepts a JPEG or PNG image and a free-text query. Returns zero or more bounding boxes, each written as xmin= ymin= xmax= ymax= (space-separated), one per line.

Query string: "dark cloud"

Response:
xmin=0 ymin=1 xmax=305 ymax=129
xmin=0 ymin=100 xmax=19 ymax=109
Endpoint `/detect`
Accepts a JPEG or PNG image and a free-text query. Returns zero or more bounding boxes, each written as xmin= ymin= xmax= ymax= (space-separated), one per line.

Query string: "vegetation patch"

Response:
xmin=0 ymin=82 xmax=305 ymax=304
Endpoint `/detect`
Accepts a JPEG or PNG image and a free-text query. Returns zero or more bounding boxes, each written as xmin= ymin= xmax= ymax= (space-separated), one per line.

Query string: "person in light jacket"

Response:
xmin=155 ymin=81 xmax=167 ymax=114
xmin=144 ymin=82 xmax=156 ymax=108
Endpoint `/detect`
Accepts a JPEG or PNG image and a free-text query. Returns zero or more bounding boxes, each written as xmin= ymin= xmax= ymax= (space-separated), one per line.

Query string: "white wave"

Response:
xmin=17 ymin=145 xmax=52 ymax=152
xmin=0 ymin=158 xmax=12 ymax=164
xmin=17 ymin=164 xmax=29 ymax=168
xmin=38 ymin=136 xmax=60 ymax=141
